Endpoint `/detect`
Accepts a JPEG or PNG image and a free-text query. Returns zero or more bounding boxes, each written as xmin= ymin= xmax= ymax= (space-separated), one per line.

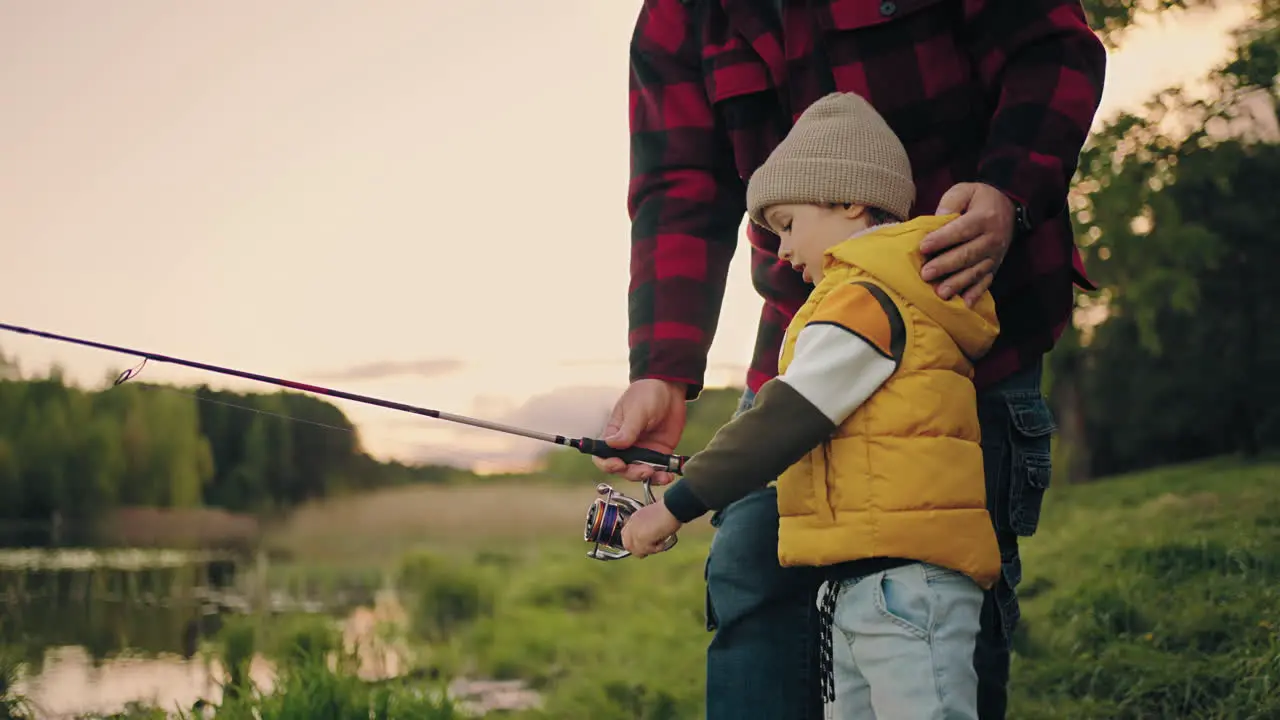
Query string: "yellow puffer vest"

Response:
xmin=775 ymin=215 xmax=1002 ymax=589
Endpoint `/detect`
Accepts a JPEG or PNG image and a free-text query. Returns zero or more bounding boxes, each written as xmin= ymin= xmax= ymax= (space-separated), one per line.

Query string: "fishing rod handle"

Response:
xmin=575 ymin=438 xmax=688 ymax=475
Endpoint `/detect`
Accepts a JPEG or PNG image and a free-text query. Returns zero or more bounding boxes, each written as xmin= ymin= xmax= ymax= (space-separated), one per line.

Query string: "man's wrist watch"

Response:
xmin=1011 ymin=199 xmax=1033 ymax=237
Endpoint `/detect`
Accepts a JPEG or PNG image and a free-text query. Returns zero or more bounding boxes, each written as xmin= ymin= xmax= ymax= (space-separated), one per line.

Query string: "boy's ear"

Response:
xmin=839 ymin=203 xmax=867 ymax=221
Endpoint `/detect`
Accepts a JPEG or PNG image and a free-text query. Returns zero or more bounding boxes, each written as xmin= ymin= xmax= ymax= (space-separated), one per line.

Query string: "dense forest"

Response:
xmin=0 ymin=353 xmax=458 ymax=523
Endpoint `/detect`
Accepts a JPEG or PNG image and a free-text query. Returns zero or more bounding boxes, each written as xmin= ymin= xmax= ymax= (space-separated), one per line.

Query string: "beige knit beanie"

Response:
xmin=746 ymin=92 xmax=915 ymax=229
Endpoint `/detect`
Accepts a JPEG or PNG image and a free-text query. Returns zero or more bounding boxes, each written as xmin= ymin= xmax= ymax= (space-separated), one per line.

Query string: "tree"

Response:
xmin=1049 ymin=0 xmax=1280 ymax=477
xmin=1080 ymin=0 xmax=1224 ymax=47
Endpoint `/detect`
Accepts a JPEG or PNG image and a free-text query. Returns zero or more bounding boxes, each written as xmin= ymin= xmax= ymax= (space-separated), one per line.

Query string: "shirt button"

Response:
xmin=880 ymin=1 xmax=897 ymax=16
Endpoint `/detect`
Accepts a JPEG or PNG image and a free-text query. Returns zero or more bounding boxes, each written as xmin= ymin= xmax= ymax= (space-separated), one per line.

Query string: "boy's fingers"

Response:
xmin=622 ymin=528 xmax=650 ymax=557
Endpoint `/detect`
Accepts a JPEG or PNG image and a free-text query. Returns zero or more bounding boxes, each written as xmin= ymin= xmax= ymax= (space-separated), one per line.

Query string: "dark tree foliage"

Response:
xmin=1049 ymin=0 xmax=1280 ymax=478
xmin=0 ymin=363 xmax=458 ymax=521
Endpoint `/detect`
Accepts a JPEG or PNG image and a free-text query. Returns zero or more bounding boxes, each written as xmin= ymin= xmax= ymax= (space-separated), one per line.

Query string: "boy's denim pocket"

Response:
xmin=1004 ymin=390 xmax=1056 ymax=537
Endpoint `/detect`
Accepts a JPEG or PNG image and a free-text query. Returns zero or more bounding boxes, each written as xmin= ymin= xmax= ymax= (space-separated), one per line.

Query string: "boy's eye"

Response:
xmin=781 ymin=222 xmax=792 ymax=233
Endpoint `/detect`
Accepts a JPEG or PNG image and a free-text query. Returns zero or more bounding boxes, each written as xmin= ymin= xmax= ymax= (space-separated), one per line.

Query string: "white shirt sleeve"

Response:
xmin=777 ymin=322 xmax=898 ymax=426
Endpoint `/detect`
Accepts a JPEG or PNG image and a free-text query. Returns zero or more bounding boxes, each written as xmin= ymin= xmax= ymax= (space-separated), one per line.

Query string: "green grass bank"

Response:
xmin=431 ymin=457 xmax=1280 ymax=719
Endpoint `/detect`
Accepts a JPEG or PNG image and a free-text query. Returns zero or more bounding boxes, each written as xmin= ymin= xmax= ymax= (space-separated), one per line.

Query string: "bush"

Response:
xmin=397 ymin=551 xmax=495 ymax=643
xmin=0 ymin=644 xmax=34 ymax=720
xmin=216 ymin=615 xmax=258 ymax=701
xmin=270 ymin=614 xmax=341 ymax=670
xmin=215 ymin=642 xmax=459 ymax=720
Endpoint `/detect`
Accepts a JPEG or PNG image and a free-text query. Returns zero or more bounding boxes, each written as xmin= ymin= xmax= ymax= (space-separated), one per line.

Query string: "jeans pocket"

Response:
xmin=1004 ymin=391 xmax=1056 ymax=537
xmin=872 ymin=569 xmax=930 ymax=641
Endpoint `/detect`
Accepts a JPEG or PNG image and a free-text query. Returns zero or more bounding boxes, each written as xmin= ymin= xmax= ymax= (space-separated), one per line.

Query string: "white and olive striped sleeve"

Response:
xmin=662 ymin=281 xmax=907 ymax=522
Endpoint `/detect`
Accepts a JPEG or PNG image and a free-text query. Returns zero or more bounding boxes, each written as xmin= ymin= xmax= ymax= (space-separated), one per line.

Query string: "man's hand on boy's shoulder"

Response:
xmin=621 ymin=499 xmax=682 ymax=558
xmin=917 ymin=182 xmax=1016 ymax=308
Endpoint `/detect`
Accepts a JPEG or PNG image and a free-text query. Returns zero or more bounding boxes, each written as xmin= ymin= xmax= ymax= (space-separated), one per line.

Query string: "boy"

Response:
xmin=621 ymin=92 xmax=1002 ymax=719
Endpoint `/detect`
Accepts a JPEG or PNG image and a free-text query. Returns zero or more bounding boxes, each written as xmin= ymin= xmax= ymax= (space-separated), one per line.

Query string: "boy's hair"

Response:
xmin=866 ymin=205 xmax=902 ymax=225
xmin=829 ymin=202 xmax=902 ymax=226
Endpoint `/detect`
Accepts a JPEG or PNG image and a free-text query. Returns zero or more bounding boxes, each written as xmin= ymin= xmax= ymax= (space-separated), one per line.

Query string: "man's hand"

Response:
xmin=621 ymin=500 xmax=682 ymax=558
xmin=592 ymin=378 xmax=687 ymax=485
xmin=918 ymin=182 xmax=1017 ymax=307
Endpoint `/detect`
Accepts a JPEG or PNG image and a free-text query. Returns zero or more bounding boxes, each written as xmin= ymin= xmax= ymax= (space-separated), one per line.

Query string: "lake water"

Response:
xmin=1 ymin=545 xmax=257 ymax=717
xmin=0 ymin=545 xmax=541 ymax=718
xmin=0 ymin=544 xmax=388 ymax=718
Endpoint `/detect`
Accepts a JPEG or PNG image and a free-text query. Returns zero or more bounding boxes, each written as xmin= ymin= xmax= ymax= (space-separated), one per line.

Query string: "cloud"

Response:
xmin=406 ymin=442 xmax=544 ymax=472
xmin=558 ymin=357 xmax=749 ymax=374
xmin=308 ymin=358 xmax=465 ymax=382
xmin=405 ymin=384 xmax=626 ymax=471
xmin=496 ymin=385 xmax=623 ymax=437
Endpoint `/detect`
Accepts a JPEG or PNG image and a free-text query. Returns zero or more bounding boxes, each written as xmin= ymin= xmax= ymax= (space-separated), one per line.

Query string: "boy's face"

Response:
xmin=764 ymin=203 xmax=871 ymax=285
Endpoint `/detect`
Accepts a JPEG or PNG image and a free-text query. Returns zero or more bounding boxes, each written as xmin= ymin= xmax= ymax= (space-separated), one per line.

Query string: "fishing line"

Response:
xmin=0 ymin=321 xmax=689 ymax=474
xmin=113 ymin=355 xmax=361 ymax=435
xmin=134 ymin=381 xmax=362 ymax=435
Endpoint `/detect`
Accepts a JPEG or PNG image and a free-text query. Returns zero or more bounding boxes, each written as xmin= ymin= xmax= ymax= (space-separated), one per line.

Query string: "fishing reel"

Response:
xmin=584 ymin=479 xmax=679 ymax=561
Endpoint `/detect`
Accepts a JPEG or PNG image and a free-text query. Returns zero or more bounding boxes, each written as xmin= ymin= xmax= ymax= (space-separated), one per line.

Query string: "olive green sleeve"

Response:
xmin=661 ymin=378 xmax=836 ymax=522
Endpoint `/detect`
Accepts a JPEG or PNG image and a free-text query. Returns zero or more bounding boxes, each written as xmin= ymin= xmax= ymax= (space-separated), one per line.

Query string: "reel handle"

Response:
xmin=574 ymin=438 xmax=688 ymax=475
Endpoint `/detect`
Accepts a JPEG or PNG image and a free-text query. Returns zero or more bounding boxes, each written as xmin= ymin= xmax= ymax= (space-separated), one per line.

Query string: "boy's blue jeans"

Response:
xmin=703 ymin=360 xmax=1053 ymax=720
xmin=823 ymin=562 xmax=985 ymax=719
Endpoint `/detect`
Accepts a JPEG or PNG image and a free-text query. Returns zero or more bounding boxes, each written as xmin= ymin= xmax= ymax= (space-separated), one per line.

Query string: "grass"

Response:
xmin=205 ymin=615 xmax=460 ymax=720
xmin=0 ymin=643 xmax=35 ymax=720
xmin=361 ymin=456 xmax=1280 ymax=719
xmin=6 ymin=456 xmax=1277 ymax=718
xmin=1003 ymin=457 xmax=1280 ymax=719
xmin=263 ymin=481 xmax=717 ymax=563
xmin=96 ymin=507 xmax=262 ymax=551
xmin=66 ymin=613 xmax=460 ymax=720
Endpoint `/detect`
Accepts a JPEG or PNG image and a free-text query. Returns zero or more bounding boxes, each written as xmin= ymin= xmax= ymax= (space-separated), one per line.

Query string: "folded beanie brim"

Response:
xmin=746 ymin=157 xmax=915 ymax=229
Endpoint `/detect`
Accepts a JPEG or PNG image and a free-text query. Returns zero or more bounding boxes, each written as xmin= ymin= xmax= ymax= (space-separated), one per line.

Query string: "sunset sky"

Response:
xmin=0 ymin=0 xmax=1259 ymax=471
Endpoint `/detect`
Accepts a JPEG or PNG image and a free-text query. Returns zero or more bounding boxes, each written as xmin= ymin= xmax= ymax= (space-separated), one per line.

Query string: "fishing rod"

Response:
xmin=0 ymin=321 xmax=689 ymax=475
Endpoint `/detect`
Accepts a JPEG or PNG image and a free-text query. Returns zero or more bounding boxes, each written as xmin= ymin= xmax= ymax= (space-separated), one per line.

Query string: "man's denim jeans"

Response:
xmin=703 ymin=361 xmax=1054 ymax=720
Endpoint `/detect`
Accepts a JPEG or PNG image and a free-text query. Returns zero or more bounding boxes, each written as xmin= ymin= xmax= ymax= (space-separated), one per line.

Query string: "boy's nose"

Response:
xmin=778 ymin=246 xmax=793 ymax=262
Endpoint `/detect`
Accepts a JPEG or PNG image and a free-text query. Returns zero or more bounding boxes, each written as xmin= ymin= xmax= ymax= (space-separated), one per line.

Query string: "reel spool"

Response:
xmin=584 ymin=479 xmax=679 ymax=560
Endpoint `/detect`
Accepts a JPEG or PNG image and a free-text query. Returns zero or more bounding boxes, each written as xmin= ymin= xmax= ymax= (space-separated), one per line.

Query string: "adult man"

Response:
xmin=594 ymin=1 xmax=1107 ymax=718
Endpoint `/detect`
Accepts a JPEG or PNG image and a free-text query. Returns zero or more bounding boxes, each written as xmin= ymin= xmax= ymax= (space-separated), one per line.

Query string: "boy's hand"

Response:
xmin=621 ymin=500 xmax=682 ymax=558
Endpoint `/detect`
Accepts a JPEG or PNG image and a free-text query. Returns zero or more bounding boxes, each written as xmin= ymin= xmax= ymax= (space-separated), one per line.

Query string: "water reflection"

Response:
xmin=1 ymin=549 xmax=238 ymax=670
xmin=1 ymin=547 xmax=540 ymax=717
xmin=2 ymin=547 xmax=263 ymax=717
xmin=15 ymin=645 xmax=276 ymax=719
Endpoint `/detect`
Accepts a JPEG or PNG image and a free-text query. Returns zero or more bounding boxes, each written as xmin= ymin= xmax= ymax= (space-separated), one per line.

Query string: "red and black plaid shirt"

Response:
xmin=626 ymin=0 xmax=1108 ymax=398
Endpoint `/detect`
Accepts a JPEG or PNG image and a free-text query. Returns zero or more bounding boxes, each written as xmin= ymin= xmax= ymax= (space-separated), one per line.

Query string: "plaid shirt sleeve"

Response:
xmin=966 ymin=0 xmax=1108 ymax=229
xmin=626 ymin=0 xmax=746 ymax=400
